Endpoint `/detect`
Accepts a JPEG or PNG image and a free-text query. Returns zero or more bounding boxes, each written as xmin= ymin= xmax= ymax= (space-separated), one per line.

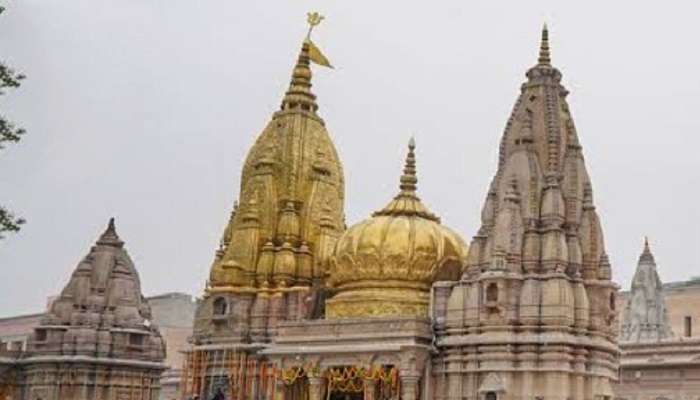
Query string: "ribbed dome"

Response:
xmin=326 ymin=139 xmax=467 ymax=319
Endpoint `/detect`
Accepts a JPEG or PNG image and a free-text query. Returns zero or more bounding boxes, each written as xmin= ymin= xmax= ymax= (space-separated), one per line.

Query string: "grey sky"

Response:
xmin=1 ymin=0 xmax=698 ymax=317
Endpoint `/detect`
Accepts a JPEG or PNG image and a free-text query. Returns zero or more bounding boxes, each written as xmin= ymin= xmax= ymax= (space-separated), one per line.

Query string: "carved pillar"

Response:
xmin=274 ymin=379 xmax=286 ymax=400
xmin=249 ymin=361 xmax=260 ymax=400
xmin=447 ymin=371 xmax=462 ymax=400
xmin=400 ymin=376 xmax=420 ymax=400
xmin=308 ymin=377 xmax=325 ymax=400
xmin=363 ymin=378 xmax=377 ymax=400
xmin=265 ymin=366 xmax=277 ymax=400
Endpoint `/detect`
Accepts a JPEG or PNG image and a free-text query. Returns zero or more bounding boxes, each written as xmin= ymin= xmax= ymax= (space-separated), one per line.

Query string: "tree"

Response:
xmin=0 ymin=5 xmax=26 ymax=239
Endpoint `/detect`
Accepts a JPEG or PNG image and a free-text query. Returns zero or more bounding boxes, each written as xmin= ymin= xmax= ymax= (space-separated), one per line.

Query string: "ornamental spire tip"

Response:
xmin=399 ymin=138 xmax=418 ymax=194
xmin=538 ymin=22 xmax=551 ymax=66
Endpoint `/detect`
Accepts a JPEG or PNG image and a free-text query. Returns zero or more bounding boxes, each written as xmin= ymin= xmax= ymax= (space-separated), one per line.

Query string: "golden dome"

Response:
xmin=326 ymin=139 xmax=468 ymax=319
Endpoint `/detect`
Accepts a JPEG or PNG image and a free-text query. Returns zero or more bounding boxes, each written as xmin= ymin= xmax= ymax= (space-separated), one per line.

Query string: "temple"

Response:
xmin=180 ymin=21 xmax=620 ymax=400
xmin=620 ymin=238 xmax=674 ymax=342
xmin=615 ymin=240 xmax=700 ymax=398
xmin=182 ymin=22 xmax=346 ymax=399
xmin=1 ymin=219 xmax=167 ymax=400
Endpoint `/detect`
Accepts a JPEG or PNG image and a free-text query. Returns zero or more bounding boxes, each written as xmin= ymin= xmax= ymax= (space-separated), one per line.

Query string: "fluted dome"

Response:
xmin=326 ymin=139 xmax=467 ymax=319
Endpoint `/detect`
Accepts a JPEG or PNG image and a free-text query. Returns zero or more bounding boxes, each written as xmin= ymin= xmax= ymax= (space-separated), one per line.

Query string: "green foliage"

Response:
xmin=0 ymin=64 xmax=26 ymax=149
xmin=0 ymin=207 xmax=24 ymax=239
xmin=0 ymin=5 xmax=27 ymax=238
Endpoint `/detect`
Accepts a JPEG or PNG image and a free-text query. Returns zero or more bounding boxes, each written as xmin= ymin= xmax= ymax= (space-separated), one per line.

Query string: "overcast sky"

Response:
xmin=1 ymin=0 xmax=698 ymax=317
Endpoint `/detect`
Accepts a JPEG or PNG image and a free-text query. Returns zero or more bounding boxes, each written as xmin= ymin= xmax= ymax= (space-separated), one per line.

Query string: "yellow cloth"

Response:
xmin=308 ymin=40 xmax=333 ymax=68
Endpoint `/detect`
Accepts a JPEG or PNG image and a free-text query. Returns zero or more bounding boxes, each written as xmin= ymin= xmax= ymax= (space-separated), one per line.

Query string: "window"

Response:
xmin=486 ymin=284 xmax=498 ymax=303
xmin=213 ymin=297 xmax=228 ymax=316
xmin=35 ymin=329 xmax=47 ymax=342
xmin=129 ymin=333 xmax=144 ymax=346
xmin=485 ymin=392 xmax=497 ymax=400
xmin=685 ymin=316 xmax=692 ymax=337
xmin=609 ymin=293 xmax=616 ymax=310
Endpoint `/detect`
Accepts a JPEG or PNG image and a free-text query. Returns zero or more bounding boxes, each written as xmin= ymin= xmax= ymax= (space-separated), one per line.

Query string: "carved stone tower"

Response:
xmin=432 ymin=26 xmax=619 ymax=400
xmin=186 ymin=25 xmax=345 ymax=397
xmin=620 ymin=238 xmax=674 ymax=342
xmin=19 ymin=219 xmax=166 ymax=400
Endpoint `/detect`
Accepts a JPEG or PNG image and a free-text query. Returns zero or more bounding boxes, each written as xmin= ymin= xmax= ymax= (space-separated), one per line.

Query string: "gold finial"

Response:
xmin=399 ymin=137 xmax=418 ymax=194
xmin=538 ymin=23 xmax=551 ymax=66
xmin=306 ymin=12 xmax=325 ymax=40
xmin=373 ymin=136 xmax=440 ymax=222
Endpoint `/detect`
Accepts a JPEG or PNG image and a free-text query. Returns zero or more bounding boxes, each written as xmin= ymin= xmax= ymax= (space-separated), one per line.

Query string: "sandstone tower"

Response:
xmin=432 ymin=26 xmax=620 ymax=400
xmin=615 ymin=240 xmax=700 ymax=398
xmin=183 ymin=26 xmax=345 ymax=397
xmin=620 ymin=238 xmax=674 ymax=342
xmin=19 ymin=219 xmax=166 ymax=400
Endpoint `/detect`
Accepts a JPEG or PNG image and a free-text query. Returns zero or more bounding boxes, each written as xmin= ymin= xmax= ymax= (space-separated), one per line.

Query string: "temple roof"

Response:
xmin=206 ymin=29 xmax=344 ymax=291
xmin=29 ymin=219 xmax=165 ymax=362
xmin=466 ymin=25 xmax=610 ymax=279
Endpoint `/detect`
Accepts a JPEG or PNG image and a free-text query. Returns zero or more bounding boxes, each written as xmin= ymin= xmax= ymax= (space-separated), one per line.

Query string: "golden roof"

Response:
xmin=207 ymin=35 xmax=344 ymax=293
xmin=326 ymin=139 xmax=467 ymax=319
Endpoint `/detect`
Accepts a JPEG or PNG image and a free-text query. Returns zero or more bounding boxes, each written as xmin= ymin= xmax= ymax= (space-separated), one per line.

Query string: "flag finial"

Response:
xmin=306 ymin=12 xmax=325 ymax=40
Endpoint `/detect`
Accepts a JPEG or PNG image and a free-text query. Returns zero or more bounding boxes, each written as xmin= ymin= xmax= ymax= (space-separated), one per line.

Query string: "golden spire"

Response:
xmin=399 ymin=137 xmax=418 ymax=195
xmin=373 ymin=138 xmax=439 ymax=222
xmin=538 ymin=23 xmax=551 ymax=66
xmin=280 ymin=14 xmax=318 ymax=113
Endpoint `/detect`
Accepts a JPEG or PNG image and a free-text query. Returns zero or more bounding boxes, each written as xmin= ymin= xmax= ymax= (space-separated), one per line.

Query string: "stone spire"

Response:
xmin=468 ymin=24 xmax=613 ymax=282
xmin=28 ymin=218 xmax=165 ymax=359
xmin=441 ymin=26 xmax=619 ymax=398
xmin=639 ymin=236 xmax=655 ymax=264
xmin=23 ymin=219 xmax=166 ymax=399
xmin=620 ymin=238 xmax=674 ymax=342
xmin=537 ymin=23 xmax=551 ymax=66
xmin=96 ymin=217 xmax=123 ymax=247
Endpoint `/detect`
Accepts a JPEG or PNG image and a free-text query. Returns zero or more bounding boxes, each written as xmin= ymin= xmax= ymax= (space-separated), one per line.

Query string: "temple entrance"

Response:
xmin=328 ymin=392 xmax=364 ymax=400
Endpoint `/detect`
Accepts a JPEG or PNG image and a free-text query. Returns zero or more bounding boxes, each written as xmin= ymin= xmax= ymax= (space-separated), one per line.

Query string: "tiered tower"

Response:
xmin=432 ymin=26 xmax=619 ymax=400
xmin=616 ymin=240 xmax=700 ymax=398
xmin=186 ymin=19 xmax=345 ymax=397
xmin=20 ymin=219 xmax=166 ymax=400
xmin=620 ymin=238 xmax=674 ymax=342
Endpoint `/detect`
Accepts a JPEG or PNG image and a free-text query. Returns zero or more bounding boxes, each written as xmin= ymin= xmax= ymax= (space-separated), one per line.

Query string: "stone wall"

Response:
xmin=0 ymin=314 xmax=42 ymax=352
